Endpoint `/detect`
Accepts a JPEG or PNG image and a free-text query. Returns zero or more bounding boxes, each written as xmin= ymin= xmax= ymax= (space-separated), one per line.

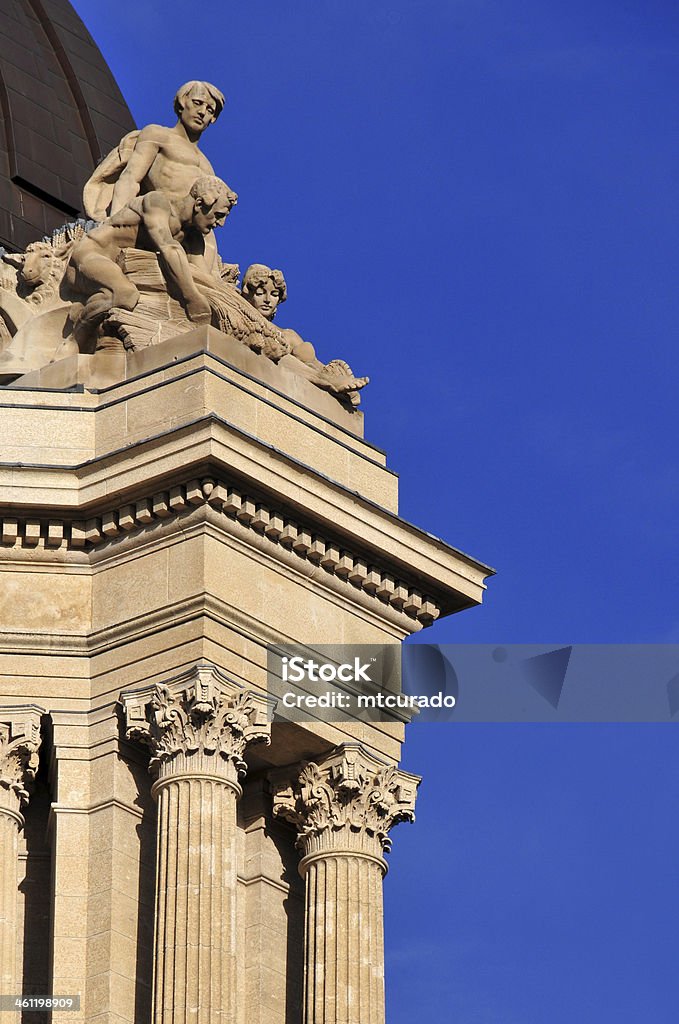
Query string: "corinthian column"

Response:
xmin=122 ymin=664 xmax=270 ymax=1024
xmin=0 ymin=707 xmax=42 ymax=1001
xmin=272 ymin=744 xmax=419 ymax=1024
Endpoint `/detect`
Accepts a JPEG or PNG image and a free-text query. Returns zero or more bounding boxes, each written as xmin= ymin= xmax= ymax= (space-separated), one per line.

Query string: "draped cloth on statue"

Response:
xmin=82 ymin=131 xmax=142 ymax=222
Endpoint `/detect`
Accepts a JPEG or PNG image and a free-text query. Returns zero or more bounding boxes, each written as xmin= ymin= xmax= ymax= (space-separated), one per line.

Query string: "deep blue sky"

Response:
xmin=72 ymin=1 xmax=679 ymax=1019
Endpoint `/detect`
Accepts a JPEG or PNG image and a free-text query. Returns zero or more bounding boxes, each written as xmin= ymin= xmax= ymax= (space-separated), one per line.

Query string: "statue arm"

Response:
xmin=142 ymin=197 xmax=211 ymax=323
xmin=110 ymin=134 xmax=161 ymax=213
xmin=282 ymin=329 xmax=323 ymax=368
xmin=202 ymin=232 xmax=219 ymax=275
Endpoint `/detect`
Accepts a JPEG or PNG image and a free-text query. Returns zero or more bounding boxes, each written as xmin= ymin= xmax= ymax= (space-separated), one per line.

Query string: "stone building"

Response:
xmin=0 ymin=4 xmax=493 ymax=1023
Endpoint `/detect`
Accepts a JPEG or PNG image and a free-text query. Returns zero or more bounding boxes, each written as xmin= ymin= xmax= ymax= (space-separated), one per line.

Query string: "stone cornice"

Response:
xmin=0 ymin=476 xmax=442 ymax=626
xmin=271 ymin=743 xmax=420 ymax=871
xmin=0 ymin=705 xmax=44 ymax=812
xmin=121 ymin=662 xmax=272 ymax=789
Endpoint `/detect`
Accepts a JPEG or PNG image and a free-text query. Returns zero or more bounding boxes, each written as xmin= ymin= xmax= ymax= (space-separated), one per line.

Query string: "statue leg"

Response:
xmin=74 ymin=252 xmax=140 ymax=325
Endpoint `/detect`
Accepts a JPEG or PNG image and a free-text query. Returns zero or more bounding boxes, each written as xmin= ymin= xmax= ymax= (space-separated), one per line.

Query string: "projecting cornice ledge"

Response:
xmin=0 ymin=467 xmax=493 ymax=626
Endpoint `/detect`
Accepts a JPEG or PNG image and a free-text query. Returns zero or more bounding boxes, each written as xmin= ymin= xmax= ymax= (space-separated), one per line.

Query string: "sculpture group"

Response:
xmin=0 ymin=81 xmax=368 ymax=406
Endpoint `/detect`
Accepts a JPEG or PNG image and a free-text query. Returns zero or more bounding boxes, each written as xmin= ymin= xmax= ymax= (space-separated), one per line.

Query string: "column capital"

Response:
xmin=272 ymin=743 xmax=420 ymax=870
xmin=121 ymin=662 xmax=272 ymax=789
xmin=0 ymin=705 xmax=44 ymax=816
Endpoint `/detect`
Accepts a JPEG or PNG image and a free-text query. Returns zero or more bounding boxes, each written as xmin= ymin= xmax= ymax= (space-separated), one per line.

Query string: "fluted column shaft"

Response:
xmin=152 ymin=763 xmax=240 ymax=1024
xmin=0 ymin=794 xmax=23 ymax=1000
xmin=272 ymin=744 xmax=420 ymax=1024
xmin=122 ymin=666 xmax=270 ymax=1024
xmin=302 ymin=851 xmax=385 ymax=1024
xmin=0 ymin=709 xmax=42 ymax=1003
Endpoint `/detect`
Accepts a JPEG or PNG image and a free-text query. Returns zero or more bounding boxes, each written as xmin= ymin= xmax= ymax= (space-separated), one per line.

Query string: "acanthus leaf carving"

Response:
xmin=122 ymin=663 xmax=271 ymax=782
xmin=0 ymin=710 xmax=43 ymax=807
xmin=272 ymin=744 xmax=419 ymax=857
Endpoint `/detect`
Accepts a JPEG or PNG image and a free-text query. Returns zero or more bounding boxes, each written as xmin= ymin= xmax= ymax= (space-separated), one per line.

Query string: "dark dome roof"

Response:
xmin=0 ymin=0 xmax=136 ymax=251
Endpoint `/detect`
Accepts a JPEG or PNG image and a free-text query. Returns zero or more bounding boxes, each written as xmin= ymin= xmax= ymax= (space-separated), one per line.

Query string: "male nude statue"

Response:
xmin=68 ymin=175 xmax=236 ymax=329
xmin=83 ymin=80 xmax=226 ymax=255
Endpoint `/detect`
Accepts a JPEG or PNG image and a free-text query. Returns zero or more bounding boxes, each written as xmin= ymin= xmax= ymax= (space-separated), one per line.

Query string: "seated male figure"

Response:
xmin=84 ymin=81 xmax=227 ymax=274
xmin=68 ymin=176 xmax=237 ymax=329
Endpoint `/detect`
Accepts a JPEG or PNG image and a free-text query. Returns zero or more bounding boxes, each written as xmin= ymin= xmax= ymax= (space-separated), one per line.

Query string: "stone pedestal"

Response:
xmin=0 ymin=331 xmax=492 ymax=1023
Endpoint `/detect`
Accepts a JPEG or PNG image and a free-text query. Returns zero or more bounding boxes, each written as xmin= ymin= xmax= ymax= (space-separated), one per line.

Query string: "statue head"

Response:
xmin=189 ymin=176 xmax=237 ymax=235
xmin=241 ymin=264 xmax=287 ymax=321
xmin=174 ymin=81 xmax=225 ymax=134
